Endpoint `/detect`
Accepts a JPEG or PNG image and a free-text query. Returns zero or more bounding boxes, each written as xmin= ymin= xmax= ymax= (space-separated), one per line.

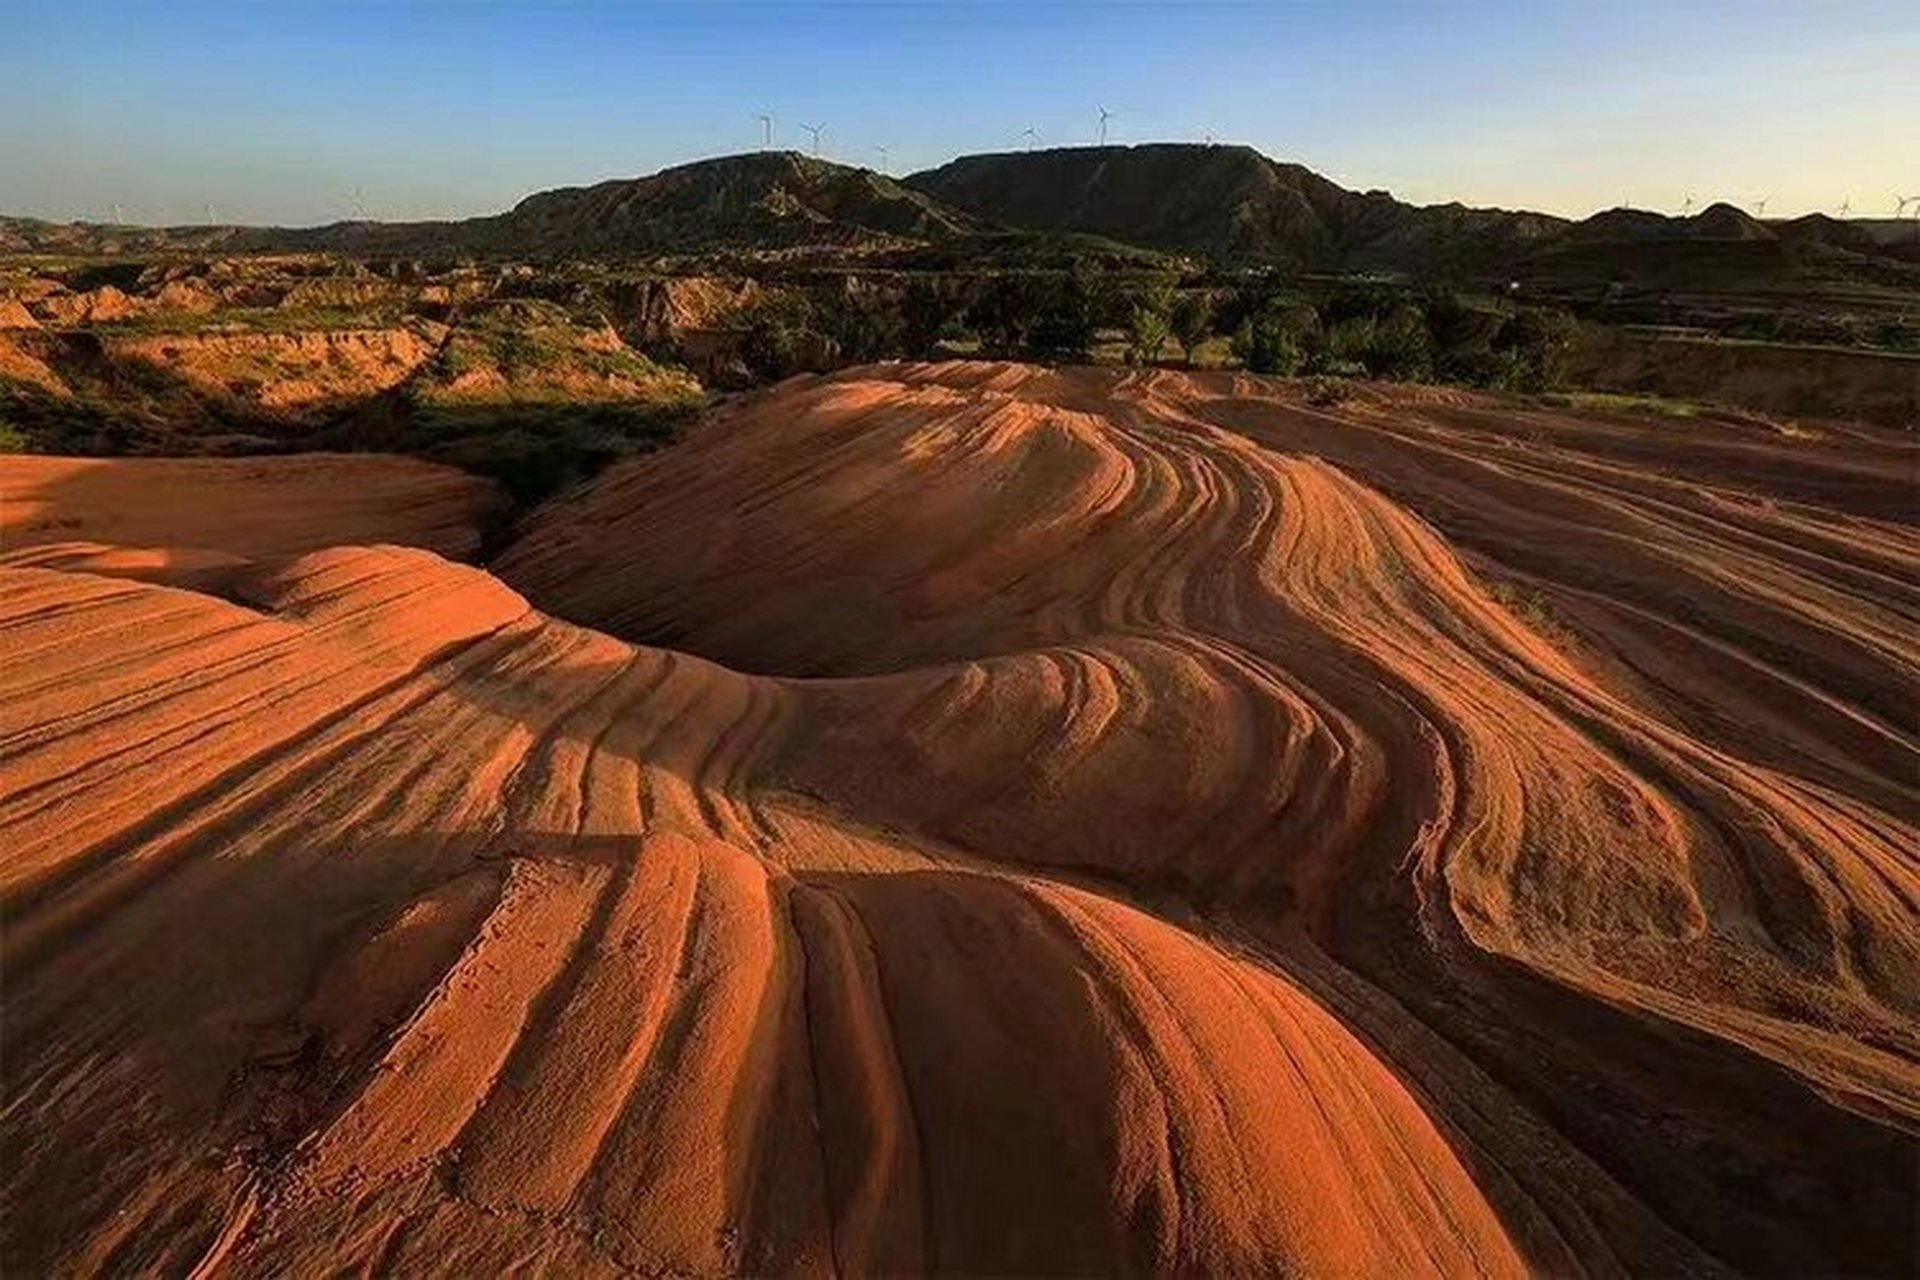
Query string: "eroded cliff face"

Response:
xmin=102 ymin=324 xmax=447 ymax=414
xmin=1 ymin=260 xmax=708 ymax=471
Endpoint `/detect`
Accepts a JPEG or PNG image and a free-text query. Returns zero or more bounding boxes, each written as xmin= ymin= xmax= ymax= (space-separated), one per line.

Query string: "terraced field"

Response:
xmin=3 ymin=364 xmax=1914 ymax=1275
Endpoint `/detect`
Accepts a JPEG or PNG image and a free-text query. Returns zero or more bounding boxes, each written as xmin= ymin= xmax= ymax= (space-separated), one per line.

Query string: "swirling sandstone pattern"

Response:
xmin=0 ymin=453 xmax=503 ymax=589
xmin=4 ymin=364 xmax=1915 ymax=1275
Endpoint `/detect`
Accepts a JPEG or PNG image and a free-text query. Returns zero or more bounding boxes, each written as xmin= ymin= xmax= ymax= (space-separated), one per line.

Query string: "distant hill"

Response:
xmin=1560 ymin=203 xmax=1772 ymax=248
xmin=905 ymin=143 xmax=1565 ymax=272
xmin=487 ymin=151 xmax=986 ymax=254
xmin=6 ymin=145 xmax=1916 ymax=285
xmin=2 ymin=153 xmax=991 ymax=262
xmin=902 ymin=146 xmax=1920 ymax=291
xmin=1518 ymin=202 xmax=1920 ymax=293
xmin=266 ymin=151 xmax=991 ymax=258
xmin=1772 ymin=212 xmax=1887 ymax=255
xmin=0 ymin=216 xmax=254 ymax=257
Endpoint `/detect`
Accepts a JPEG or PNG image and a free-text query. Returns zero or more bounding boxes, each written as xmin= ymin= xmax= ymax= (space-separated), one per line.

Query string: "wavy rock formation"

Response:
xmin=4 ymin=364 xmax=1916 ymax=1275
xmin=0 ymin=453 xmax=504 ymax=588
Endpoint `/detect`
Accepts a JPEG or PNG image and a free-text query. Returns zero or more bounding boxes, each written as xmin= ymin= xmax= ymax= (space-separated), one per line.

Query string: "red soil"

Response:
xmin=3 ymin=364 xmax=1914 ymax=1275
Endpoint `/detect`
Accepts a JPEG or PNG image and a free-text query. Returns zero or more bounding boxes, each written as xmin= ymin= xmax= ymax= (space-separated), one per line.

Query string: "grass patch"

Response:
xmin=89 ymin=305 xmax=413 ymax=337
xmin=0 ymin=375 xmax=261 ymax=455
xmin=1483 ymin=576 xmax=1579 ymax=648
xmin=1537 ymin=390 xmax=1706 ymax=418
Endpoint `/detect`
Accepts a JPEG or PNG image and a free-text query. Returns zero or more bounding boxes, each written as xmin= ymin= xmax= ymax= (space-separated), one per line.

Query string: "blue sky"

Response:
xmin=4 ymin=1 xmax=1913 ymax=226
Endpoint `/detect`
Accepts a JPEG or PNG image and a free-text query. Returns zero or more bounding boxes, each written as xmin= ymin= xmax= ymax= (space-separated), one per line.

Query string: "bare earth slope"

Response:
xmin=4 ymin=365 xmax=1916 ymax=1275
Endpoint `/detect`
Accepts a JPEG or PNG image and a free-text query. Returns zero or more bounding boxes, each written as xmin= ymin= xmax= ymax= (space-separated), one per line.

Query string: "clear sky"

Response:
xmin=4 ymin=0 xmax=1913 ymax=227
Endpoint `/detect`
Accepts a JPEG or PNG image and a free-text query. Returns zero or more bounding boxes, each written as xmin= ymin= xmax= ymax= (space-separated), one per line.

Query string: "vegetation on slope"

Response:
xmin=400 ymin=299 xmax=704 ymax=501
xmin=905 ymin=143 xmax=1565 ymax=270
xmin=5 ymin=231 xmax=1914 ymax=507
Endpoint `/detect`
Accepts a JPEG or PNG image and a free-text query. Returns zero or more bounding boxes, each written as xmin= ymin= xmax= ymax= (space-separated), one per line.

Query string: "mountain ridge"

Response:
xmin=904 ymin=143 xmax=1567 ymax=270
xmin=5 ymin=143 xmax=1913 ymax=279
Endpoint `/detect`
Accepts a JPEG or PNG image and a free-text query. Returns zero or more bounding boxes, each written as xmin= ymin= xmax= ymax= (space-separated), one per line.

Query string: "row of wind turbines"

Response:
xmin=1652 ymin=192 xmax=1920 ymax=221
xmin=751 ymin=108 xmax=1916 ymax=230
xmin=307 ymin=180 xmax=1920 ymax=227
xmin=754 ymin=107 xmax=1129 ymax=172
xmin=107 ymin=135 xmax=1917 ymax=228
xmin=757 ymin=110 xmax=1916 ymax=229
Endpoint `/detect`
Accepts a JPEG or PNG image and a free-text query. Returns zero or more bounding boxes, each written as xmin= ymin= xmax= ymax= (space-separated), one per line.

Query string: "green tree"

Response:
xmin=1319 ymin=315 xmax=1376 ymax=374
xmin=1493 ymin=306 xmax=1577 ymax=391
xmin=901 ymin=275 xmax=966 ymax=356
xmin=1422 ymin=292 xmax=1505 ymax=383
xmin=818 ymin=282 xmax=905 ymax=363
xmin=1027 ymin=269 xmax=1099 ymax=360
xmin=1126 ymin=293 xmax=1175 ymax=366
xmin=739 ymin=292 xmax=824 ymax=380
xmin=1364 ymin=303 xmax=1434 ymax=380
xmin=1171 ymin=291 xmax=1215 ymax=365
xmin=1231 ymin=302 xmax=1317 ymax=375
xmin=968 ymin=274 xmax=1039 ymax=356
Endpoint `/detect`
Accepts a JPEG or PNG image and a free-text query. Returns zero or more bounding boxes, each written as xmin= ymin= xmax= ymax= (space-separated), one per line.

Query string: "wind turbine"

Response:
xmin=1021 ymin=127 xmax=1037 ymax=150
xmin=802 ymin=123 xmax=824 ymax=156
xmin=1899 ymin=194 xmax=1920 ymax=242
xmin=1097 ymin=107 xmax=1114 ymax=146
xmin=1838 ymin=196 xmax=1852 ymax=217
xmin=873 ymin=145 xmax=889 ymax=173
xmin=1680 ymin=193 xmax=1694 ymax=217
xmin=756 ymin=112 xmax=773 ymax=150
xmin=1753 ymin=195 xmax=1768 ymax=217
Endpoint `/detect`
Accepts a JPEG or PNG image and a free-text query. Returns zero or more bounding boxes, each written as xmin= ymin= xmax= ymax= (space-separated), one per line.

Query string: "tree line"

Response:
xmin=721 ymin=271 xmax=1580 ymax=393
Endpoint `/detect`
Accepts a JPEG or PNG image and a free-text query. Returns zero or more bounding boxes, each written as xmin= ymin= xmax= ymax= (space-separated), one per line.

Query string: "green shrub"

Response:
xmin=810 ymin=284 xmax=907 ymax=364
xmin=738 ymin=292 xmax=825 ymax=380
xmin=413 ymin=400 xmax=695 ymax=504
xmin=1171 ymin=291 xmax=1215 ymax=364
xmin=1320 ymin=315 xmax=1377 ymax=374
xmin=1126 ymin=300 xmax=1174 ymax=366
xmin=1363 ymin=304 xmax=1435 ymax=380
xmin=1026 ymin=270 xmax=1100 ymax=360
xmin=1869 ymin=318 xmax=1920 ymax=352
xmin=967 ymin=274 xmax=1039 ymax=355
xmin=1231 ymin=306 xmax=1313 ymax=375
xmin=901 ymin=276 xmax=970 ymax=354
xmin=1491 ymin=306 xmax=1577 ymax=391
